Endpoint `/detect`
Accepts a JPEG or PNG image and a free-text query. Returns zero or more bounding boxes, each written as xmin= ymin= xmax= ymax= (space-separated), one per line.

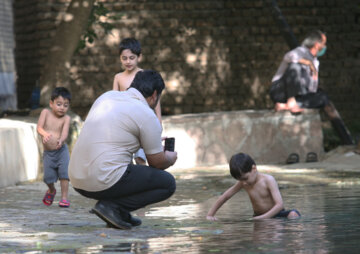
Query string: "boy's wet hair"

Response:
xmin=130 ymin=70 xmax=165 ymax=98
xmin=119 ymin=38 xmax=141 ymax=56
xmin=51 ymin=87 xmax=71 ymax=102
xmin=229 ymin=153 xmax=256 ymax=180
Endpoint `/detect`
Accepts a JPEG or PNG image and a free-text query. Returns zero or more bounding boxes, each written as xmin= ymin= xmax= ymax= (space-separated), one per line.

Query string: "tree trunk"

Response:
xmin=39 ymin=0 xmax=95 ymax=106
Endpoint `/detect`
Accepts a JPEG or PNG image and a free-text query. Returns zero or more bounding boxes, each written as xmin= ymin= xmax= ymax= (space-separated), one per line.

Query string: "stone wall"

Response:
xmin=14 ymin=0 xmax=360 ymax=126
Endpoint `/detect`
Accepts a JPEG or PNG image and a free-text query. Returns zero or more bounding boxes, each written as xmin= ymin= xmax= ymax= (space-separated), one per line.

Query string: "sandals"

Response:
xmin=286 ymin=153 xmax=299 ymax=164
xmin=43 ymin=189 xmax=56 ymax=206
xmin=59 ymin=199 xmax=70 ymax=208
xmin=306 ymin=152 xmax=318 ymax=163
xmin=43 ymin=189 xmax=70 ymax=207
xmin=286 ymin=152 xmax=318 ymax=164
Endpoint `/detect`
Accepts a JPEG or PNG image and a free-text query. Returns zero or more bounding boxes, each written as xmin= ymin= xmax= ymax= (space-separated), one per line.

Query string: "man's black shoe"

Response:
xmin=105 ymin=216 xmax=141 ymax=228
xmin=116 ymin=208 xmax=142 ymax=226
xmin=128 ymin=214 xmax=142 ymax=226
xmin=91 ymin=201 xmax=132 ymax=230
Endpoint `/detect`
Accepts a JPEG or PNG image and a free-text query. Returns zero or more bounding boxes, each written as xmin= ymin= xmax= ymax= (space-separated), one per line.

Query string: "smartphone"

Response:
xmin=164 ymin=137 xmax=175 ymax=152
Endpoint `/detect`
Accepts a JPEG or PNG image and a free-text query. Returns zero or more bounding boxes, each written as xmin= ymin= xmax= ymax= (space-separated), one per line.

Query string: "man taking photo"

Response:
xmin=69 ymin=70 xmax=177 ymax=229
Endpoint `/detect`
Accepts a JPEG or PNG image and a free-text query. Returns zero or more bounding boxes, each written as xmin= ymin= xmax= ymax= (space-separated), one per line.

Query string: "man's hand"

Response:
xmin=309 ymin=62 xmax=316 ymax=74
xmin=309 ymin=62 xmax=318 ymax=81
xmin=299 ymin=58 xmax=317 ymax=77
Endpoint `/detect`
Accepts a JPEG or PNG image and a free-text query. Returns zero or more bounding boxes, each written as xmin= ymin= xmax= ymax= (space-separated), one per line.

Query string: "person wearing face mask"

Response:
xmin=269 ymin=30 xmax=354 ymax=147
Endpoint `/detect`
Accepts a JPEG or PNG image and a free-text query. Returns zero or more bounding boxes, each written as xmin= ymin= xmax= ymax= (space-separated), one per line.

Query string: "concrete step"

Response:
xmin=162 ymin=109 xmax=324 ymax=169
xmin=0 ymin=109 xmax=323 ymax=187
xmin=0 ymin=112 xmax=82 ymax=188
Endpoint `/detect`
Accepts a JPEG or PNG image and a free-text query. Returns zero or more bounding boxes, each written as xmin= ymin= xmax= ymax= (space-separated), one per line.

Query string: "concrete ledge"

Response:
xmin=162 ymin=109 xmax=324 ymax=169
xmin=0 ymin=118 xmax=41 ymax=188
xmin=0 ymin=109 xmax=324 ymax=187
xmin=0 ymin=113 xmax=82 ymax=188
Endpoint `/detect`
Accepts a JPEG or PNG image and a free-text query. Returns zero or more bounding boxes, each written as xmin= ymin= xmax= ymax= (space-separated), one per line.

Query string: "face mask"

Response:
xmin=317 ymin=46 xmax=327 ymax=57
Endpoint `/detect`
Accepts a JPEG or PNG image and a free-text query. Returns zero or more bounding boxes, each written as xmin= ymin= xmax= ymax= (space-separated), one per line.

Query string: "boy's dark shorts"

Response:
xmin=274 ymin=209 xmax=301 ymax=218
xmin=43 ymin=144 xmax=70 ymax=184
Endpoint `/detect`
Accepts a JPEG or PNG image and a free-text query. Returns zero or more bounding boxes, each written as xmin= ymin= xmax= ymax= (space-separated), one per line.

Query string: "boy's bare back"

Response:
xmin=37 ymin=108 xmax=70 ymax=151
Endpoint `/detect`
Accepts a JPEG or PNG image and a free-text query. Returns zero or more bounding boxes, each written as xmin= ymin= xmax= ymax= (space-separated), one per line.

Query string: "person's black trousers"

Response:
xmin=270 ymin=63 xmax=353 ymax=145
xmin=270 ymin=63 xmax=330 ymax=108
xmin=75 ymin=163 xmax=176 ymax=213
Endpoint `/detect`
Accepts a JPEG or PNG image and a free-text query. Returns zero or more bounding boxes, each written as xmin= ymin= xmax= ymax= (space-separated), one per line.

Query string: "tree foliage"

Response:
xmin=76 ymin=2 xmax=122 ymax=51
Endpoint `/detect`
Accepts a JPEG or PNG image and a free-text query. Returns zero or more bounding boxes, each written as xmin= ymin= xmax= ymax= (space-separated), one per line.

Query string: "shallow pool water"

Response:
xmin=76 ymin=172 xmax=360 ymax=253
xmin=1 ymin=169 xmax=360 ymax=253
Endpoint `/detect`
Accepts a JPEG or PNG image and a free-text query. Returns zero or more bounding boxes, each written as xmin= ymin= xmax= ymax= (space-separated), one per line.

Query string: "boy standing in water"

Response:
xmin=113 ymin=38 xmax=163 ymax=165
xmin=206 ymin=153 xmax=300 ymax=220
xmin=37 ymin=87 xmax=71 ymax=207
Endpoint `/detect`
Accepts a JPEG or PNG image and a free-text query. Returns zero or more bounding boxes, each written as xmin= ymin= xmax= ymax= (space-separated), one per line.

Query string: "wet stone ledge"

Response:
xmin=162 ymin=109 xmax=324 ymax=168
xmin=0 ymin=109 xmax=323 ymax=187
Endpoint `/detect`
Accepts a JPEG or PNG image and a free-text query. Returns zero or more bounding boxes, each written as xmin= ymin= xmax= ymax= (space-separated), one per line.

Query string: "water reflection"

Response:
xmin=74 ymin=174 xmax=360 ymax=253
xmin=142 ymin=175 xmax=360 ymax=253
xmin=252 ymin=219 xmax=287 ymax=243
xmin=78 ymin=242 xmax=148 ymax=253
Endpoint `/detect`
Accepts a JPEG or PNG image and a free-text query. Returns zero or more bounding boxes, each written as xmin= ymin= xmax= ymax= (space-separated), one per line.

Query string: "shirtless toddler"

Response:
xmin=37 ymin=87 xmax=71 ymax=207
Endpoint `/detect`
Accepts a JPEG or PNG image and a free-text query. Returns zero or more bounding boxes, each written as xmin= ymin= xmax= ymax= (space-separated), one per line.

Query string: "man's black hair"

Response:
xmin=51 ymin=87 xmax=71 ymax=102
xmin=119 ymin=38 xmax=141 ymax=56
xmin=130 ymin=70 xmax=165 ymax=98
xmin=229 ymin=153 xmax=256 ymax=180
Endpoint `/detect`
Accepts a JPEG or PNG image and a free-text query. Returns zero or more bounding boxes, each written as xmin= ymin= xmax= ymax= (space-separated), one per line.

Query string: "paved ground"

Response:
xmin=1 ymin=145 xmax=359 ymax=253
